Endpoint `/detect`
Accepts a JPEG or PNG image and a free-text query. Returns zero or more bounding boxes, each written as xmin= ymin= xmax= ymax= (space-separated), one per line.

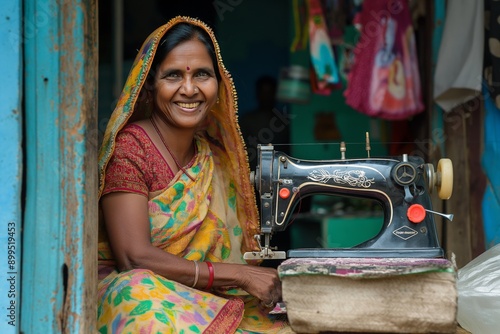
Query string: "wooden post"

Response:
xmin=443 ymin=106 xmax=473 ymax=268
xmin=465 ymin=99 xmax=486 ymax=258
xmin=21 ymin=0 xmax=98 ymax=332
xmin=425 ymin=0 xmax=446 ymax=244
xmin=0 ymin=1 xmax=23 ymax=332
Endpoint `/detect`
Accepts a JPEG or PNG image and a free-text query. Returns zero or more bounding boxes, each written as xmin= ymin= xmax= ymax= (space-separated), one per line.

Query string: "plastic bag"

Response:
xmin=457 ymin=244 xmax=500 ymax=334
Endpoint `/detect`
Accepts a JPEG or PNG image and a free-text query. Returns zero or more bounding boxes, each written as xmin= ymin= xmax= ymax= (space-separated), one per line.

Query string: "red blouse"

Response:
xmin=102 ymin=124 xmax=175 ymax=197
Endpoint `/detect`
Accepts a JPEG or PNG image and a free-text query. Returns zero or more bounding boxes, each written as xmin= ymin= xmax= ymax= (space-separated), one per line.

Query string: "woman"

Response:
xmin=97 ymin=16 xmax=292 ymax=333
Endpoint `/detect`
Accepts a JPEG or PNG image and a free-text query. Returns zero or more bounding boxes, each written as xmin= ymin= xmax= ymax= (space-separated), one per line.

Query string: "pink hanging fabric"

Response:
xmin=344 ymin=0 xmax=424 ymax=120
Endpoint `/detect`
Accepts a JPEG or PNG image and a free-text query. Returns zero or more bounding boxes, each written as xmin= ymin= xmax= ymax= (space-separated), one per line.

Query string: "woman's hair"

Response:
xmin=149 ymin=22 xmax=222 ymax=83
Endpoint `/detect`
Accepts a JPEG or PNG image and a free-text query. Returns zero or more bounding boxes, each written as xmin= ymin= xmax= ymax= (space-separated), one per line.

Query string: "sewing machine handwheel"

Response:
xmin=437 ymin=158 xmax=453 ymax=200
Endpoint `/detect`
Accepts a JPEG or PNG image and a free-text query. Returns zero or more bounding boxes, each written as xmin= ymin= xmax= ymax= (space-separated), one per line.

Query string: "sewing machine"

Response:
xmin=243 ymin=134 xmax=454 ymax=260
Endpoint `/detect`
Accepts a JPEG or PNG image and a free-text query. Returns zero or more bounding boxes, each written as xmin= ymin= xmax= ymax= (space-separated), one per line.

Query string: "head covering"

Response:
xmin=98 ymin=16 xmax=260 ymax=253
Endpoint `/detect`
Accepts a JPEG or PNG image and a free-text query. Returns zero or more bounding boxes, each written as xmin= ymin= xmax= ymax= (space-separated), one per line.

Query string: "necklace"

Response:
xmin=150 ymin=116 xmax=195 ymax=181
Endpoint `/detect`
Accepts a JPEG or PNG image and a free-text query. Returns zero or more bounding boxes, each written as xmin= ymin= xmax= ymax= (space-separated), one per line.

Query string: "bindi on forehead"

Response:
xmin=186 ymin=66 xmax=190 ymax=71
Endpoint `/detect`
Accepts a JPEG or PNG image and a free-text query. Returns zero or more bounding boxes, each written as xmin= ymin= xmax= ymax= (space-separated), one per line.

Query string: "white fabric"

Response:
xmin=434 ymin=0 xmax=484 ymax=112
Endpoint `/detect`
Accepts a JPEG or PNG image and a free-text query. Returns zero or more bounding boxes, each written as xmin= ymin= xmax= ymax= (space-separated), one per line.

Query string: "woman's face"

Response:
xmin=152 ymin=38 xmax=219 ymax=130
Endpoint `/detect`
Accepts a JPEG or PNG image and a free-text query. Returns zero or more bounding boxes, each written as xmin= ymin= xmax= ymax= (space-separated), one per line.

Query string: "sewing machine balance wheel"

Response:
xmin=425 ymin=159 xmax=453 ymax=200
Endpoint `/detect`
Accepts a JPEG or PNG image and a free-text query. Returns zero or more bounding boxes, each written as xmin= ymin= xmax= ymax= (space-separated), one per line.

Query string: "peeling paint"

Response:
xmin=21 ymin=0 xmax=98 ymax=333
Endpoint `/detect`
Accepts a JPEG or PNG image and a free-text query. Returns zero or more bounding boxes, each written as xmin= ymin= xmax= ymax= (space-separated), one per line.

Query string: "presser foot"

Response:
xmin=243 ymin=248 xmax=287 ymax=260
xmin=243 ymin=234 xmax=287 ymax=260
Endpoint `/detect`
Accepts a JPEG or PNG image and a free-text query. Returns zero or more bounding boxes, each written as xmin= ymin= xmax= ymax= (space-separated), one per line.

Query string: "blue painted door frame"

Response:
xmin=21 ymin=0 xmax=98 ymax=332
xmin=0 ymin=1 xmax=22 ymax=333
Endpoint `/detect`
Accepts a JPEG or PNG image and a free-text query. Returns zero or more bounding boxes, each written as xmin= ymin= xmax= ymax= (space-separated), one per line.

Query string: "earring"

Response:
xmin=217 ymin=98 xmax=220 ymax=104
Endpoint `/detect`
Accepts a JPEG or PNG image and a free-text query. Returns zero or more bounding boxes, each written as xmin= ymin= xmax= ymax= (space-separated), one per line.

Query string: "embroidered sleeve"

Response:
xmin=102 ymin=127 xmax=149 ymax=197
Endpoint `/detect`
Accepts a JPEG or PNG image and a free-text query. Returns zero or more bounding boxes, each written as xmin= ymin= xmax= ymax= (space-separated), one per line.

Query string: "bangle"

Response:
xmin=191 ymin=261 xmax=200 ymax=288
xmin=205 ymin=262 xmax=214 ymax=290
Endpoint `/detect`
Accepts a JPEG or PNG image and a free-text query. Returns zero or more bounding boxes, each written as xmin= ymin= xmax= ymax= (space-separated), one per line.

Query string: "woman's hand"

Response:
xmin=236 ymin=265 xmax=282 ymax=308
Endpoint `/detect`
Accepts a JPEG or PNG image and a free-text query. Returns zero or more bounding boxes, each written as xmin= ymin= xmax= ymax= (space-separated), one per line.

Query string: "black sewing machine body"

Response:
xmin=244 ymin=144 xmax=453 ymax=260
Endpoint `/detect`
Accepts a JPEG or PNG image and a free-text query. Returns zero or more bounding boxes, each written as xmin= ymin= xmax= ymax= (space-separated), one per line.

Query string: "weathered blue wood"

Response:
xmin=0 ymin=1 xmax=22 ymax=333
xmin=21 ymin=0 xmax=98 ymax=333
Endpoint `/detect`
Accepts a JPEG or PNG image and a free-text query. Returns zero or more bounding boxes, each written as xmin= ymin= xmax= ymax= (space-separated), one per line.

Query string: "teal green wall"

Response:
xmin=289 ymin=88 xmax=388 ymax=160
xmin=288 ymin=43 xmax=388 ymax=160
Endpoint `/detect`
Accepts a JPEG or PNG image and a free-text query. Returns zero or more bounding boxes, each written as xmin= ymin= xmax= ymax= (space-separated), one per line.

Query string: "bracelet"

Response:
xmin=191 ymin=261 xmax=200 ymax=288
xmin=205 ymin=262 xmax=214 ymax=290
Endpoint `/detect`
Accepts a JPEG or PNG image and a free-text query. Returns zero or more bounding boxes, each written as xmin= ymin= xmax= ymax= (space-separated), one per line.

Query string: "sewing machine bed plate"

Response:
xmin=278 ymin=257 xmax=454 ymax=277
xmin=287 ymin=247 xmax=444 ymax=258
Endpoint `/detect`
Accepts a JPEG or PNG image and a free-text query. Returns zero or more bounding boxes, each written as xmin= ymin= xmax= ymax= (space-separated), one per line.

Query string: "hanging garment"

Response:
xmin=308 ymin=0 xmax=340 ymax=95
xmin=344 ymin=0 xmax=424 ymax=120
xmin=291 ymin=0 xmax=309 ymax=52
xmin=433 ymin=0 xmax=484 ymax=112
xmin=322 ymin=0 xmax=348 ymax=46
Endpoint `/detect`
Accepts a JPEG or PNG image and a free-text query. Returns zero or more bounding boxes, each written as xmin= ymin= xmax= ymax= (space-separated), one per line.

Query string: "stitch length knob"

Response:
xmin=407 ymin=204 xmax=426 ymax=223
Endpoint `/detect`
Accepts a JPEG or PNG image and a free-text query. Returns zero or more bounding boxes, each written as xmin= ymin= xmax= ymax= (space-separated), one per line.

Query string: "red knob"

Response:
xmin=279 ymin=188 xmax=291 ymax=199
xmin=407 ymin=204 xmax=426 ymax=223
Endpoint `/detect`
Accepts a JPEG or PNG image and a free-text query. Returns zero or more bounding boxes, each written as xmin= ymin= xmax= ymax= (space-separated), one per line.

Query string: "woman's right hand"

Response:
xmin=236 ymin=264 xmax=282 ymax=308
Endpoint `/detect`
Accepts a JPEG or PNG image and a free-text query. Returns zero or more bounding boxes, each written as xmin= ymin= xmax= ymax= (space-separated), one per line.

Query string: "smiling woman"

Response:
xmin=97 ymin=17 xmax=292 ymax=333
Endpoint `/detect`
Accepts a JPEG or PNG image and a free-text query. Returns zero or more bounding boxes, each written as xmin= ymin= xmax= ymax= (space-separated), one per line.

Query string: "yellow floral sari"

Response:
xmin=97 ymin=16 xmax=291 ymax=334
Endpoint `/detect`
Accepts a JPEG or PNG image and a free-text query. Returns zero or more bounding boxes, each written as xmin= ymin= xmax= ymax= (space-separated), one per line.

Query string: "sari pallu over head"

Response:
xmin=97 ymin=16 xmax=260 ymax=267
